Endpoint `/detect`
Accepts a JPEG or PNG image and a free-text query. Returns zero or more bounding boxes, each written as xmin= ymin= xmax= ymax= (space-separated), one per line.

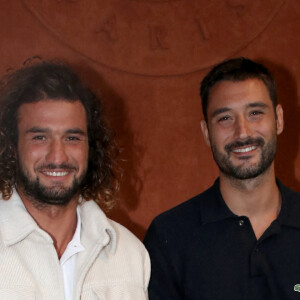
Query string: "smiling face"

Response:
xmin=201 ymin=79 xmax=284 ymax=180
xmin=17 ymin=100 xmax=89 ymax=206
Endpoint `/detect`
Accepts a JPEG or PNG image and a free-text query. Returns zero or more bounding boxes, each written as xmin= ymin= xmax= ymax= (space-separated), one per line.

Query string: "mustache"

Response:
xmin=225 ymin=137 xmax=265 ymax=153
xmin=36 ymin=163 xmax=78 ymax=171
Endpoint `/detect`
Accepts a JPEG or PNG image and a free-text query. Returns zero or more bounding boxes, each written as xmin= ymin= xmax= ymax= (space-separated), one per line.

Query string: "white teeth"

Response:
xmin=44 ymin=171 xmax=68 ymax=177
xmin=232 ymin=146 xmax=256 ymax=153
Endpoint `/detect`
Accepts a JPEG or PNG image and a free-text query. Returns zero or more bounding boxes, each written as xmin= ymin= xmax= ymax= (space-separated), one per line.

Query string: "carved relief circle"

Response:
xmin=22 ymin=0 xmax=284 ymax=76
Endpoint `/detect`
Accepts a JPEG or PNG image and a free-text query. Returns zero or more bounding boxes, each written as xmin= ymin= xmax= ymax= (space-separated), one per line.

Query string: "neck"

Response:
xmin=17 ymin=188 xmax=79 ymax=258
xmin=219 ymin=165 xmax=281 ymax=239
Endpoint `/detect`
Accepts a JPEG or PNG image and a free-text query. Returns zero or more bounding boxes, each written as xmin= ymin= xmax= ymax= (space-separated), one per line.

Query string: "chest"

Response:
xmin=173 ymin=218 xmax=300 ymax=300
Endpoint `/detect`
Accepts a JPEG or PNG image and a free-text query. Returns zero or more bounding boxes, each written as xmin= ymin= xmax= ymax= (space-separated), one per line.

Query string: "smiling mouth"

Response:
xmin=42 ymin=171 xmax=70 ymax=177
xmin=232 ymin=146 xmax=257 ymax=154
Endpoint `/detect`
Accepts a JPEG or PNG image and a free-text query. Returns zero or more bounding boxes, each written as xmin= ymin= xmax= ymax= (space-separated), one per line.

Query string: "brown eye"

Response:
xmin=249 ymin=111 xmax=264 ymax=119
xmin=251 ymin=111 xmax=262 ymax=115
xmin=218 ymin=116 xmax=230 ymax=122
xmin=33 ymin=135 xmax=46 ymax=141
xmin=66 ymin=136 xmax=81 ymax=142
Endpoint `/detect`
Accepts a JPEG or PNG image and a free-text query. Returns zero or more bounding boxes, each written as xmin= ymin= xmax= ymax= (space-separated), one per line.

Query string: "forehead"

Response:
xmin=17 ymin=99 xmax=87 ymax=132
xmin=207 ymin=79 xmax=272 ymax=115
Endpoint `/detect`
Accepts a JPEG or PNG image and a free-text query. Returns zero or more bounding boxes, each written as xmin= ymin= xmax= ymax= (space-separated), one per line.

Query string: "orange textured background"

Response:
xmin=0 ymin=0 xmax=299 ymax=240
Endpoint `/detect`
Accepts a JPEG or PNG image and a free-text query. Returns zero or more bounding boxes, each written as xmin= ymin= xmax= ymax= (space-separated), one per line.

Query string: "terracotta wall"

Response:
xmin=0 ymin=0 xmax=299 ymax=239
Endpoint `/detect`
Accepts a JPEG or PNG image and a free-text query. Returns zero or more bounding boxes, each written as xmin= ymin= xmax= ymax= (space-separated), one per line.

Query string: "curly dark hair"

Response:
xmin=0 ymin=59 xmax=119 ymax=210
xmin=200 ymin=57 xmax=277 ymax=121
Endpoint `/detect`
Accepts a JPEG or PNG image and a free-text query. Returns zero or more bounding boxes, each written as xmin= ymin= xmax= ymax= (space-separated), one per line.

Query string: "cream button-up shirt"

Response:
xmin=0 ymin=191 xmax=150 ymax=299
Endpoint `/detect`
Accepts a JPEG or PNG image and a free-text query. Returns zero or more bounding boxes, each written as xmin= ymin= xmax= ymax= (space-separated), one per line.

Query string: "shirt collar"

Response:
xmin=276 ymin=179 xmax=300 ymax=229
xmin=0 ymin=190 xmax=49 ymax=246
xmin=200 ymin=178 xmax=300 ymax=229
xmin=0 ymin=191 xmax=117 ymax=258
xmin=74 ymin=207 xmax=83 ymax=245
xmin=0 ymin=190 xmax=116 ymax=246
xmin=78 ymin=200 xmax=117 ymax=255
xmin=200 ymin=178 xmax=236 ymax=225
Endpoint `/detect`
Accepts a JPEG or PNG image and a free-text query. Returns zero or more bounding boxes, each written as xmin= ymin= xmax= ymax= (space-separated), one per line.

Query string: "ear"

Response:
xmin=275 ymin=104 xmax=284 ymax=135
xmin=200 ymin=120 xmax=211 ymax=147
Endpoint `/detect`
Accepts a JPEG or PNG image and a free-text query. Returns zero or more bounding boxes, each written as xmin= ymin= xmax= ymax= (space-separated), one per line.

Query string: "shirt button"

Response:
xmin=239 ymin=219 xmax=244 ymax=226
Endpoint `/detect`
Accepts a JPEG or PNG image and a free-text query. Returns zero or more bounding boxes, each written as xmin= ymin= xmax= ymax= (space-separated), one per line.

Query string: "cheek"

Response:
xmin=209 ymin=129 xmax=231 ymax=148
xmin=18 ymin=143 xmax=45 ymax=169
xmin=72 ymin=146 xmax=89 ymax=169
xmin=254 ymin=122 xmax=275 ymax=138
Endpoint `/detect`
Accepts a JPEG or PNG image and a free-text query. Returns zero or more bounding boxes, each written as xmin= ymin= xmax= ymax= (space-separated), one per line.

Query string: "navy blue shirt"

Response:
xmin=144 ymin=179 xmax=300 ymax=299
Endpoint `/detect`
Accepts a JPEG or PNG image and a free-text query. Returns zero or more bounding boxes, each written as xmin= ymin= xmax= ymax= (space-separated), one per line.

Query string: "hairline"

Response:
xmin=203 ymin=76 xmax=277 ymax=122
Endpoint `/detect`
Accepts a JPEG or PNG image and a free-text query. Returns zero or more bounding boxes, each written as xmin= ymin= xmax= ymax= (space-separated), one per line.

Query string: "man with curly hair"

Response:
xmin=0 ymin=60 xmax=150 ymax=299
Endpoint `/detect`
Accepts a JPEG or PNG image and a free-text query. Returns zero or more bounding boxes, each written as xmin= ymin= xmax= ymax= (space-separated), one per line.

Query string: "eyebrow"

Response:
xmin=211 ymin=107 xmax=231 ymax=118
xmin=26 ymin=127 xmax=49 ymax=134
xmin=211 ymin=102 xmax=269 ymax=118
xmin=26 ymin=127 xmax=87 ymax=135
xmin=65 ymin=128 xmax=87 ymax=135
xmin=246 ymin=102 xmax=269 ymax=109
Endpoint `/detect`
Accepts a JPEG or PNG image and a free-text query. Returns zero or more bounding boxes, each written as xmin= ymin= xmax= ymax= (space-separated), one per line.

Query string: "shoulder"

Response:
xmin=105 ymin=219 xmax=151 ymax=291
xmin=109 ymin=219 xmax=148 ymax=255
xmin=80 ymin=202 xmax=150 ymax=290
xmin=278 ymin=179 xmax=300 ymax=211
xmin=109 ymin=218 xmax=150 ymax=266
xmin=144 ymin=183 xmax=218 ymax=249
xmin=279 ymin=181 xmax=300 ymax=199
xmin=148 ymin=183 xmax=216 ymax=231
xmin=80 ymin=200 xmax=148 ymax=257
xmin=278 ymin=180 xmax=300 ymax=215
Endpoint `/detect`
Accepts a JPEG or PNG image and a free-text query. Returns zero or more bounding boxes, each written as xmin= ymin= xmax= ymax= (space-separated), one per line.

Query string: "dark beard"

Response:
xmin=211 ymin=136 xmax=277 ymax=180
xmin=17 ymin=163 xmax=86 ymax=206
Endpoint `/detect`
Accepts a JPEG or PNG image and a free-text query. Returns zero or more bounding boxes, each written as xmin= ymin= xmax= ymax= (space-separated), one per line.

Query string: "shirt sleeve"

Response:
xmin=144 ymin=219 xmax=183 ymax=300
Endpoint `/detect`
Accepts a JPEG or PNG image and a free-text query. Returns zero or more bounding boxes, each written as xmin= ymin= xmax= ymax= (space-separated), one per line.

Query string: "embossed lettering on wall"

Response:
xmin=194 ymin=18 xmax=210 ymax=41
xmin=22 ymin=0 xmax=285 ymax=76
xmin=226 ymin=0 xmax=248 ymax=17
xmin=95 ymin=15 xmax=118 ymax=42
xmin=149 ymin=25 xmax=169 ymax=50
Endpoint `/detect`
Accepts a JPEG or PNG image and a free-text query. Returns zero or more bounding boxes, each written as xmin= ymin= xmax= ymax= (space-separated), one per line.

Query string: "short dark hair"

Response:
xmin=0 ymin=59 xmax=119 ymax=210
xmin=200 ymin=57 xmax=277 ymax=121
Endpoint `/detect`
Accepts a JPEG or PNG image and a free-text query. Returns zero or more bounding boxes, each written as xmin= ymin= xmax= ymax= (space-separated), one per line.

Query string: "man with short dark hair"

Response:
xmin=0 ymin=60 xmax=150 ymax=299
xmin=144 ymin=57 xmax=300 ymax=299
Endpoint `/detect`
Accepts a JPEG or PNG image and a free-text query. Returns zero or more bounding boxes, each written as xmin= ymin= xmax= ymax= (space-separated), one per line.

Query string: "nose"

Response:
xmin=234 ymin=116 xmax=252 ymax=140
xmin=45 ymin=140 xmax=68 ymax=165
